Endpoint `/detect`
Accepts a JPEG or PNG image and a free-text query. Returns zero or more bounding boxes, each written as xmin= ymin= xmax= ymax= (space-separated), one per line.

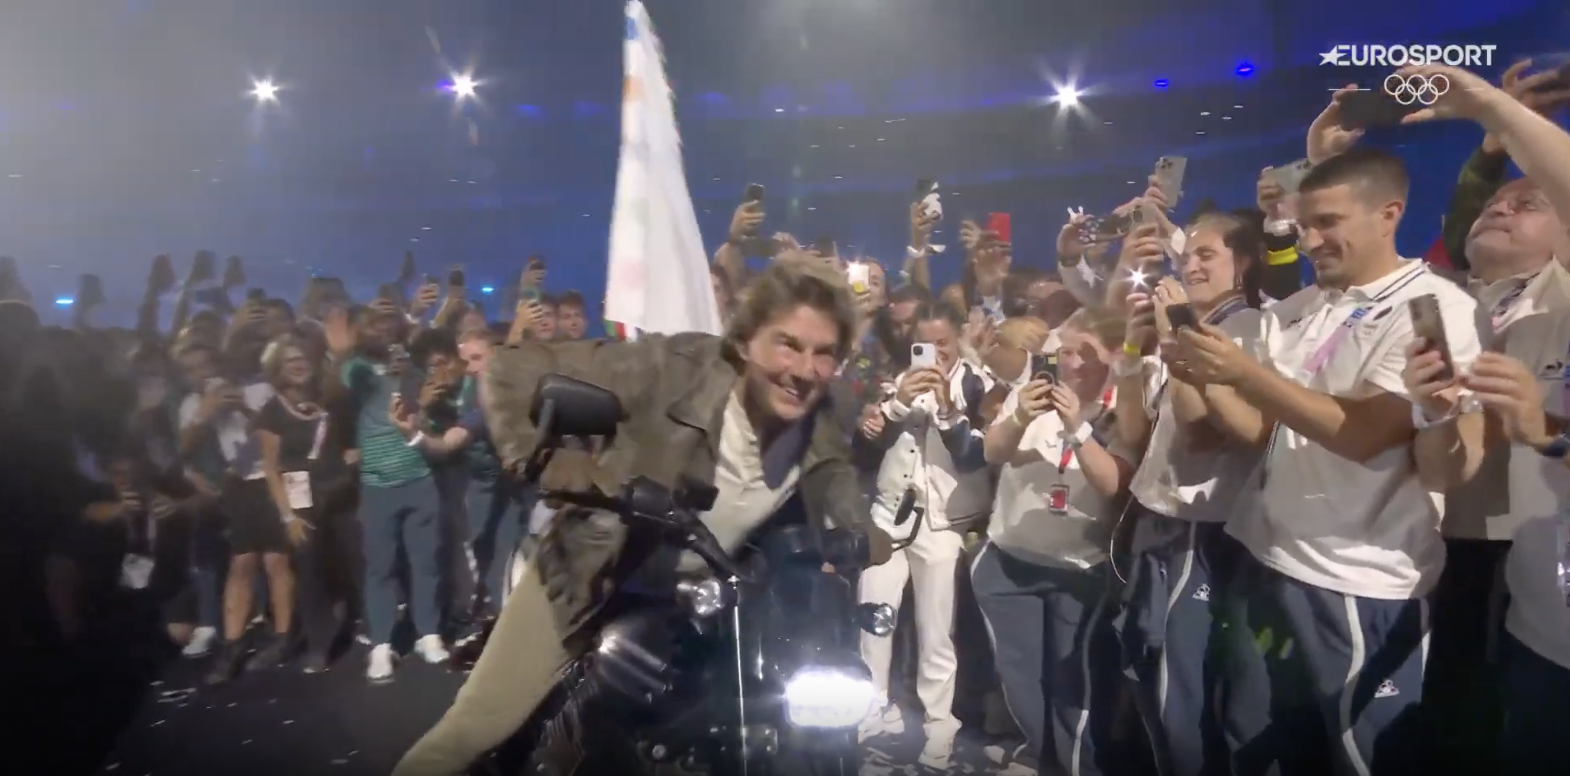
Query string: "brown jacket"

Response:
xmin=481 ymin=331 xmax=868 ymax=640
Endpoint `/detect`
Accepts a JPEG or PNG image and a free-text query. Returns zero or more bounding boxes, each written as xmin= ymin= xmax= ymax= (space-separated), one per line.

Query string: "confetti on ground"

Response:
xmin=150 ymin=719 xmax=165 ymax=728
xmin=283 ymin=720 xmax=294 ymax=725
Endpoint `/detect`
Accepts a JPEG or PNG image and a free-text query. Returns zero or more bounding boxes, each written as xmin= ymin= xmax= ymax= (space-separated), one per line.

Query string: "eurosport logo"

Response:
xmin=1383 ymin=73 xmax=1449 ymax=106
xmin=1320 ymin=44 xmax=1497 ymax=67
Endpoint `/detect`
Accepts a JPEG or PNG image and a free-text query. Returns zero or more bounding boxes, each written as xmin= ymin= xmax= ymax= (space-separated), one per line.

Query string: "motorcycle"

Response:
xmin=473 ymin=374 xmax=920 ymax=776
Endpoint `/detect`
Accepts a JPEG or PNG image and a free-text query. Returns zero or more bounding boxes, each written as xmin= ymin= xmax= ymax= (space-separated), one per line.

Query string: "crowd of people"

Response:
xmin=3 ymin=61 xmax=1570 ymax=776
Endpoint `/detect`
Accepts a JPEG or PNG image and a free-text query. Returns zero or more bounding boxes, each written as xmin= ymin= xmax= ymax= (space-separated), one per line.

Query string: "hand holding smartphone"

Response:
xmin=1153 ymin=156 xmax=1187 ymax=208
xmin=1164 ymin=302 xmax=1199 ymax=331
xmin=909 ymin=342 xmax=938 ymax=370
xmin=987 ymin=213 xmax=1011 ymax=244
xmin=1030 ymin=352 xmax=1058 ymax=383
xmin=1407 ymin=294 xmax=1455 ymax=381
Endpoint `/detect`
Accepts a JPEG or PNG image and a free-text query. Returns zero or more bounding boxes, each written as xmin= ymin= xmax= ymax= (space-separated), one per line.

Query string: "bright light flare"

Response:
xmin=1054 ymin=86 xmax=1081 ymax=107
xmin=250 ymin=80 xmax=279 ymax=102
xmin=448 ymin=73 xmax=478 ymax=99
xmin=1126 ymin=266 xmax=1152 ymax=290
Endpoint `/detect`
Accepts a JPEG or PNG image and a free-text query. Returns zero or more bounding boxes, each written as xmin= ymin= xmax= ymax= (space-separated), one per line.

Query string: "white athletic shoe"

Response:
xmin=366 ymin=643 xmax=396 ymax=682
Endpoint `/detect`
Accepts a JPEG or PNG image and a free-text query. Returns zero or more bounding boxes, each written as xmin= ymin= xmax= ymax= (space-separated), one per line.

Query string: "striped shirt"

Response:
xmin=341 ymin=356 xmax=431 ymax=488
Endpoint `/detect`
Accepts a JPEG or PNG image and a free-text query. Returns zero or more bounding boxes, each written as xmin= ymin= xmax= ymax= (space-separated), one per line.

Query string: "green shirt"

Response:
xmin=342 ymin=356 xmax=431 ymax=488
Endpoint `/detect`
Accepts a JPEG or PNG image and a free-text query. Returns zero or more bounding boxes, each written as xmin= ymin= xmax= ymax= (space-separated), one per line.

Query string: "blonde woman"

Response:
xmin=251 ymin=335 xmax=342 ymax=673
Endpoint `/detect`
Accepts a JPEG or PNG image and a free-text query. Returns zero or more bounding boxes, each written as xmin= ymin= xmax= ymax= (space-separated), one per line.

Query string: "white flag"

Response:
xmin=604 ymin=1 xmax=721 ymax=338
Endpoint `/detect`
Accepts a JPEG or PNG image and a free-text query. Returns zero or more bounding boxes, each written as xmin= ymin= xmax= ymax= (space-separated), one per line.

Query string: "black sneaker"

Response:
xmin=246 ymin=633 xmax=291 ymax=672
xmin=204 ymin=641 xmax=247 ymax=686
xmin=300 ymin=651 xmax=330 ymax=674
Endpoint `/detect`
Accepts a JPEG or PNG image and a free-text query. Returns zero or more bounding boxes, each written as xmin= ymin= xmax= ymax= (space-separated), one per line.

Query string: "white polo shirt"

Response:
xmin=1129 ymin=307 xmax=1265 ymax=523
xmin=1227 ymin=261 xmax=1483 ymax=600
xmin=1496 ymin=308 xmax=1570 ymax=670
xmin=987 ymin=387 xmax=1122 ymax=570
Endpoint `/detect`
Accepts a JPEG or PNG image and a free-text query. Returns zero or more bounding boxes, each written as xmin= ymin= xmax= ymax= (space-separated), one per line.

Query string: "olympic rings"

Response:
xmin=1383 ymin=73 xmax=1450 ymax=106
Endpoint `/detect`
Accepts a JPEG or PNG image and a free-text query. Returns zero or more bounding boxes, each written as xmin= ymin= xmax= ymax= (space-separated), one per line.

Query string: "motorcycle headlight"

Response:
xmin=783 ymin=666 xmax=877 ymax=729
xmin=674 ymin=577 xmax=731 ymax=618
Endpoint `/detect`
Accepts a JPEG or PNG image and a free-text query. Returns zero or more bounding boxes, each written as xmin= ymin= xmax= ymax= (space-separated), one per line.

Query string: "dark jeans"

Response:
xmin=1421 ymin=537 xmax=1509 ymax=773
xmin=1499 ymin=631 xmax=1570 ymax=775
xmin=360 ymin=477 xmax=443 ymax=643
xmin=290 ymin=505 xmax=343 ymax=657
xmin=465 ymin=476 xmax=525 ymax=616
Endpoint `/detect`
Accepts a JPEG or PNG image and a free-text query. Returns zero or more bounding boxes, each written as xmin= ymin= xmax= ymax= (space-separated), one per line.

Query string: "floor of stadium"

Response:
xmin=31 ymin=640 xmax=1018 ymax=776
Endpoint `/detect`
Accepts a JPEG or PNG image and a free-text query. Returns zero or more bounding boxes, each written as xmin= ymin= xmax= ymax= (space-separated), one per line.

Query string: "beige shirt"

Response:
xmin=679 ymin=391 xmax=800 ymax=571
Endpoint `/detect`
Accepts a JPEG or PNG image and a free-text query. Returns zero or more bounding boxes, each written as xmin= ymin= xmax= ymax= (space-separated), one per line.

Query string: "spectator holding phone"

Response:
xmin=1110 ymin=211 xmax=1267 ymax=776
xmin=973 ymin=311 xmax=1133 ymax=776
xmin=856 ymin=302 xmax=991 ymax=769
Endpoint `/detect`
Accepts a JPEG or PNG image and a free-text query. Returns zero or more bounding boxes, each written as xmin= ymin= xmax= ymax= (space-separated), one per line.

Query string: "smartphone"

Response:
xmin=78 ymin=274 xmax=106 ymax=307
xmin=246 ymin=287 xmax=266 ymax=303
xmin=1096 ymin=212 xmax=1133 ymax=238
xmin=846 ymin=262 xmax=870 ymax=294
xmin=399 ymin=251 xmax=417 ymax=284
xmin=744 ymin=183 xmax=765 ymax=203
xmin=223 ymin=255 xmax=245 ymax=288
xmin=1338 ymin=89 xmax=1422 ymax=129
xmin=204 ymin=376 xmax=226 ymax=392
xmin=909 ymin=342 xmax=938 ymax=370
xmin=1267 ymin=159 xmax=1315 ymax=195
xmin=149 ymin=255 xmax=176 ymax=294
xmin=1165 ymin=303 xmax=1199 ymax=330
xmin=1030 ymin=352 xmax=1059 ymax=383
xmin=191 ymin=251 xmax=216 ymax=283
xmin=987 ymin=213 xmax=1011 ymax=244
xmin=1153 ymin=156 xmax=1187 ymax=207
xmin=812 ymin=236 xmax=836 ymax=257
xmin=448 ymin=268 xmax=465 ymax=288
xmin=1407 ymin=294 xmax=1455 ymax=381
xmin=915 ymin=179 xmax=942 ymax=220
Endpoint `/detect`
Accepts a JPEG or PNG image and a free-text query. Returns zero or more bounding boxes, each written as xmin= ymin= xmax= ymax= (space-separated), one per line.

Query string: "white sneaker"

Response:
xmin=918 ymin=728 xmax=956 ymax=770
xmin=858 ymin=704 xmax=905 ymax=742
xmin=366 ymin=643 xmax=396 ymax=682
xmin=182 ymin=626 xmax=217 ymax=658
xmin=414 ymin=634 xmax=449 ymax=664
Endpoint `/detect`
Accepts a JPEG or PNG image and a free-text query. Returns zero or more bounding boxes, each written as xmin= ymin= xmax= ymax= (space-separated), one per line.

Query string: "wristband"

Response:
xmin=1409 ymin=402 xmax=1457 ymax=430
xmin=1122 ymin=341 xmax=1142 ymax=357
xmin=1061 ymin=422 xmax=1094 ymax=447
xmin=1112 ymin=357 xmax=1144 ymax=379
xmin=1012 ymin=406 xmax=1034 ymax=427
xmin=407 ymin=431 xmax=427 ymax=448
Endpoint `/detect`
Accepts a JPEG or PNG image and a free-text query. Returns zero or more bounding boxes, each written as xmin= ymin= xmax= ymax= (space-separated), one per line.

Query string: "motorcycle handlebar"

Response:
xmin=539 ymin=488 xmax=754 ymax=583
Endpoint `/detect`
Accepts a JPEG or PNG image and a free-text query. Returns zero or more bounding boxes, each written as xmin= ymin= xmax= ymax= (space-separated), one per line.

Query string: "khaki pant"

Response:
xmin=394 ymin=565 xmax=569 ymax=776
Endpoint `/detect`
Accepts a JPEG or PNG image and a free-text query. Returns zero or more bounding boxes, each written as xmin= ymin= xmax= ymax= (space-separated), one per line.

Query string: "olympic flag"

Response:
xmin=604 ymin=1 xmax=721 ymax=339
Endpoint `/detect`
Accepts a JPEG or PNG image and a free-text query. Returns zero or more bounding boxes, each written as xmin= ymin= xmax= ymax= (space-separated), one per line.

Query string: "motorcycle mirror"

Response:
xmin=530 ymin=374 xmax=623 ymax=439
xmin=624 ymin=475 xmax=677 ymax=521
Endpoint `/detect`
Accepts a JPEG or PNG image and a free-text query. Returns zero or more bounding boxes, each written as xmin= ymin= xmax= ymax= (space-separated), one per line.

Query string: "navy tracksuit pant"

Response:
xmin=970 ymin=542 xmax=1118 ymax=776
xmin=1114 ymin=507 xmax=1243 ymax=776
xmin=1218 ymin=548 xmax=1430 ymax=776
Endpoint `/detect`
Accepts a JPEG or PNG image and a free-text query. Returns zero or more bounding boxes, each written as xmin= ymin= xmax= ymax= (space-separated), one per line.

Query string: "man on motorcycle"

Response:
xmin=394 ymin=261 xmax=896 ymax=776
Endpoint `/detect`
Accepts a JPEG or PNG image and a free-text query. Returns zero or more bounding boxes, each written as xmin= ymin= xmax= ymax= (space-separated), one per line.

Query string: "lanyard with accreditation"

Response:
xmin=1261 ymin=263 xmax=1428 ymax=487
